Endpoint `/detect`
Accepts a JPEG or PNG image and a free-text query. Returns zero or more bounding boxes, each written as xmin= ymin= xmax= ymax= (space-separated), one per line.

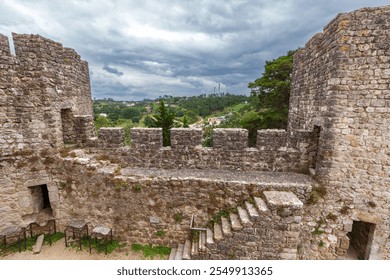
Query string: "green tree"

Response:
xmin=121 ymin=107 xmax=139 ymax=119
xmin=240 ymin=110 xmax=263 ymax=147
xmin=150 ymin=99 xmax=175 ymax=146
xmin=143 ymin=115 xmax=154 ymax=127
xmin=248 ymin=50 xmax=296 ymax=129
xmin=94 ymin=115 xmax=111 ymax=132
xmin=182 ymin=115 xmax=189 ymax=128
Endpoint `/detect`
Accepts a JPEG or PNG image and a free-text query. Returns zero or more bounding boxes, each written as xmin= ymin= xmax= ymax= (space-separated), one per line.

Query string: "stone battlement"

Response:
xmin=91 ymin=127 xmax=318 ymax=172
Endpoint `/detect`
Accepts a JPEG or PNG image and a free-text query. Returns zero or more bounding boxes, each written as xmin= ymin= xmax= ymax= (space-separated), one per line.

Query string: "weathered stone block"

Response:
xmin=130 ymin=128 xmax=162 ymax=150
xmin=213 ymin=128 xmax=248 ymax=150
xmin=257 ymin=129 xmax=287 ymax=150
xmin=98 ymin=127 xmax=124 ymax=148
xmin=264 ymin=191 xmax=303 ymax=209
xmin=170 ymin=128 xmax=202 ymax=149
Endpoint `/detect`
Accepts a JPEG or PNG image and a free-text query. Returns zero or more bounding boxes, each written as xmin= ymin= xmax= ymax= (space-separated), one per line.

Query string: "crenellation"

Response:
xmin=0 ymin=34 xmax=11 ymax=58
xmin=90 ymin=127 xmax=312 ymax=172
xmin=97 ymin=127 xmax=124 ymax=148
xmin=256 ymin=129 xmax=286 ymax=151
xmin=130 ymin=127 xmax=163 ymax=150
xmin=213 ymin=128 xmax=248 ymax=150
xmin=170 ymin=128 xmax=202 ymax=149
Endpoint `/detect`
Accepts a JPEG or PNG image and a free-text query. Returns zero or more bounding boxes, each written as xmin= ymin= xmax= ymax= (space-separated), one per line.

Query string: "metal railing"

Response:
xmin=189 ymin=214 xmax=207 ymax=231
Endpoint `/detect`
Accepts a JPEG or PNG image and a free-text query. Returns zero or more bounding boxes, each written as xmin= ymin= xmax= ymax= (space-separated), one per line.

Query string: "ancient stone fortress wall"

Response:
xmin=0 ymin=33 xmax=94 ymax=155
xmin=1 ymin=5 xmax=390 ymax=260
xmin=289 ymin=6 xmax=390 ymax=259
xmin=93 ymin=127 xmax=318 ymax=172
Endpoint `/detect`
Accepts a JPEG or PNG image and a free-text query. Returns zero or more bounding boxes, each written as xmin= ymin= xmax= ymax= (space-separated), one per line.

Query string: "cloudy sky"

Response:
xmin=0 ymin=0 xmax=389 ymax=100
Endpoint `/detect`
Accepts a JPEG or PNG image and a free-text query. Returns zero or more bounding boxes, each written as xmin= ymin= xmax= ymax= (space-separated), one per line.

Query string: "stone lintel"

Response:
xmin=263 ymin=191 xmax=303 ymax=208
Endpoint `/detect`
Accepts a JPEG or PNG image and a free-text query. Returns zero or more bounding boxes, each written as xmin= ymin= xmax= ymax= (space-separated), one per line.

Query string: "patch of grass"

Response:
xmin=0 ymin=232 xmax=64 ymax=256
xmin=131 ymin=243 xmax=143 ymax=252
xmin=192 ymin=230 xmax=200 ymax=242
xmin=174 ymin=212 xmax=183 ymax=223
xmin=44 ymin=232 xmax=64 ymax=244
xmin=246 ymin=197 xmax=255 ymax=205
xmin=71 ymin=236 xmax=124 ymax=254
xmin=319 ymin=240 xmax=325 ymax=247
xmin=131 ymin=243 xmax=171 ymax=259
xmin=312 ymin=227 xmax=325 ymax=236
xmin=132 ymin=183 xmax=142 ymax=193
xmin=211 ymin=209 xmax=229 ymax=224
xmin=112 ymin=178 xmax=130 ymax=190
xmin=308 ymin=186 xmax=327 ymax=204
xmin=155 ymin=230 xmax=166 ymax=237
xmin=207 ymin=209 xmax=230 ymax=228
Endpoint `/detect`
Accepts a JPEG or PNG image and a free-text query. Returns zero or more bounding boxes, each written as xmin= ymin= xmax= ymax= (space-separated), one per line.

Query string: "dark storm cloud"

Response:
xmin=103 ymin=65 xmax=124 ymax=77
xmin=1 ymin=0 xmax=389 ymax=100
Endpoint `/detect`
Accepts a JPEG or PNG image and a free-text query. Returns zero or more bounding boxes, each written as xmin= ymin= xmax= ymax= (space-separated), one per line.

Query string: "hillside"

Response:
xmin=93 ymin=93 xmax=252 ymax=131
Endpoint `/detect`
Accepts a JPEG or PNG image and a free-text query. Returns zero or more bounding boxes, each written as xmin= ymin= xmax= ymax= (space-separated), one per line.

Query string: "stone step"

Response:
xmin=33 ymin=234 xmax=45 ymax=254
xmin=182 ymin=239 xmax=191 ymax=260
xmin=206 ymin=228 xmax=214 ymax=244
xmin=229 ymin=213 xmax=243 ymax=231
xmin=169 ymin=247 xmax=177 ymax=260
xmin=175 ymin=244 xmax=184 ymax=260
xmin=254 ymin=197 xmax=269 ymax=214
xmin=263 ymin=191 xmax=303 ymax=209
xmin=199 ymin=231 xmax=206 ymax=252
xmin=221 ymin=217 xmax=232 ymax=237
xmin=237 ymin=206 xmax=252 ymax=227
xmin=245 ymin=201 xmax=260 ymax=221
xmin=191 ymin=240 xmax=198 ymax=256
xmin=213 ymin=223 xmax=223 ymax=241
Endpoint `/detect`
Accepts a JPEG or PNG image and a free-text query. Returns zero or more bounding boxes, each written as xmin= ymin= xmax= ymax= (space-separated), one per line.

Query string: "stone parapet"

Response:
xmin=92 ymin=128 xmax=313 ymax=172
xmin=213 ymin=128 xmax=248 ymax=150
xmin=170 ymin=128 xmax=202 ymax=149
xmin=98 ymin=127 xmax=124 ymax=148
xmin=130 ymin=128 xmax=163 ymax=150
xmin=257 ymin=129 xmax=287 ymax=150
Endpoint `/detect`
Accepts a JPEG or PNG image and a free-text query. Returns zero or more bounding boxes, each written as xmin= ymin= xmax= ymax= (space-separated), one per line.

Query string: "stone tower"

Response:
xmin=289 ymin=6 xmax=390 ymax=259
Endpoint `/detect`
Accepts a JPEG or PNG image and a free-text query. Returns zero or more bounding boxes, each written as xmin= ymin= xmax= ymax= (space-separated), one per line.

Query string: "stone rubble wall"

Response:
xmin=0 ymin=33 xmax=94 ymax=155
xmin=2 ymin=6 xmax=390 ymax=260
xmin=290 ymin=6 xmax=390 ymax=259
xmin=92 ymin=127 xmax=317 ymax=173
xmin=97 ymin=127 xmax=125 ymax=148
xmin=43 ymin=154 xmax=312 ymax=247
xmin=0 ymin=150 xmax=312 ymax=248
xmin=204 ymin=192 xmax=303 ymax=260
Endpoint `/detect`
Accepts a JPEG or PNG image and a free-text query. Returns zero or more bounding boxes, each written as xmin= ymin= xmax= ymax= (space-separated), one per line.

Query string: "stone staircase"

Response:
xmin=169 ymin=191 xmax=303 ymax=260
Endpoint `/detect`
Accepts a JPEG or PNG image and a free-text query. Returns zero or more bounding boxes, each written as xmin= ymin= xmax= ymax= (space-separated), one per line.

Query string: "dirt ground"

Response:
xmin=0 ymin=238 xmax=165 ymax=260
